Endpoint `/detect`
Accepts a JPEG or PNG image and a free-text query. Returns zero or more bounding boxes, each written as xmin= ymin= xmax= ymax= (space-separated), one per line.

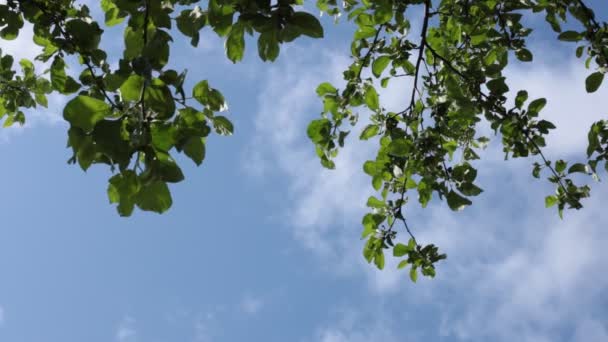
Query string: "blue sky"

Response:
xmin=1 ymin=1 xmax=608 ymax=342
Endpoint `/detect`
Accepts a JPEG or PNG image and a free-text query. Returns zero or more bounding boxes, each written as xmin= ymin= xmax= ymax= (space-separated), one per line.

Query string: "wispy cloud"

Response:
xmin=248 ymin=41 xmax=608 ymax=342
xmin=116 ymin=316 xmax=137 ymax=342
xmin=240 ymin=294 xmax=264 ymax=315
xmin=310 ymin=308 xmax=401 ymax=342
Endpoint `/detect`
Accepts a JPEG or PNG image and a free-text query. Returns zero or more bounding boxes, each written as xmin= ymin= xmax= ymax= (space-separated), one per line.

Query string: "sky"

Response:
xmin=1 ymin=1 xmax=608 ymax=342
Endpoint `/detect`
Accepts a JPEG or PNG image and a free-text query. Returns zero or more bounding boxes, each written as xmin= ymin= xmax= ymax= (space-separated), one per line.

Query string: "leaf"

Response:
xmin=135 ymin=181 xmax=173 ymax=213
xmin=316 ymin=82 xmax=337 ymax=96
xmin=409 ymin=266 xmax=418 ymax=283
xmin=213 ymin=116 xmax=234 ymax=135
xmin=545 ymin=195 xmax=558 ymax=208
xmin=446 ymin=190 xmax=472 ymax=211
xmin=145 ymin=82 xmax=176 ymax=119
xmin=364 ymin=86 xmax=380 ymax=110
xmin=63 ymin=95 xmax=111 ymax=131
xmin=360 ymin=124 xmax=379 ymax=140
xmin=193 ymin=80 xmax=226 ymax=111
xmin=393 ymin=243 xmax=411 ymax=257
xmin=307 ymin=119 xmax=331 ymax=144
xmin=366 ymin=196 xmax=385 ymax=209
xmin=258 ymin=30 xmax=280 ymax=62
xmin=226 ymin=21 xmax=245 ymax=63
xmin=515 ymin=90 xmax=528 ymax=108
xmin=568 ymin=163 xmax=588 ymax=174
xmin=374 ymin=252 xmax=385 ymax=270
xmin=183 ymin=137 xmax=206 ymax=165
xmin=586 ymin=72 xmax=604 ymax=93
xmin=372 ymin=56 xmax=391 ymax=78
xmin=120 ymin=75 xmax=144 ymax=102
xmin=151 ymin=151 xmax=184 ymax=183
xmin=558 ymin=31 xmax=582 ymax=42
xmin=516 ymin=48 xmax=533 ymax=62
xmin=151 ymin=123 xmax=176 ymax=151
xmin=289 ymin=12 xmax=324 ymax=38
xmin=388 ymin=139 xmax=411 ymax=157
xmin=108 ymin=170 xmax=140 ymax=216
xmin=486 ymin=77 xmax=509 ymax=95
xmin=527 ymin=98 xmax=547 ymax=114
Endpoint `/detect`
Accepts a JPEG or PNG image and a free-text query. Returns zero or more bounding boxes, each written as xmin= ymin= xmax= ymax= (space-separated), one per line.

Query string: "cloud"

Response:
xmin=116 ymin=316 xmax=137 ymax=342
xmin=247 ymin=37 xmax=608 ymax=342
xmin=310 ymin=308 xmax=402 ymax=342
xmin=194 ymin=312 xmax=217 ymax=342
xmin=240 ymin=294 xmax=264 ymax=315
xmin=504 ymin=61 xmax=608 ymax=157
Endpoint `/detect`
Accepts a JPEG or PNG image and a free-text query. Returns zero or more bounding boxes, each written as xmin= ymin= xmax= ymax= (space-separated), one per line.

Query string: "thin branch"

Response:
xmin=356 ymin=25 xmax=385 ymax=81
xmin=138 ymin=0 xmax=151 ymax=124
xmin=408 ymin=0 xmax=431 ymax=114
xmin=29 ymin=0 xmax=118 ymax=109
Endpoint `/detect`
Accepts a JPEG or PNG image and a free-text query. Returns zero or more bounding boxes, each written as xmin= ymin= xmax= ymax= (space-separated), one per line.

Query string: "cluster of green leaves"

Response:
xmin=0 ymin=0 xmax=324 ymax=216
xmin=1 ymin=0 xmax=607 ymax=283
xmin=309 ymin=0 xmax=608 ymax=281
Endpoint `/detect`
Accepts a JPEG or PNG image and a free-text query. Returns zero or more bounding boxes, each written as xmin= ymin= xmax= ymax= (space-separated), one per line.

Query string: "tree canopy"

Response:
xmin=0 ymin=0 xmax=606 ymax=282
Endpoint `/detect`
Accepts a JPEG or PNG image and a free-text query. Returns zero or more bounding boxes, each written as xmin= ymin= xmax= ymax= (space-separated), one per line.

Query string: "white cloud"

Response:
xmin=248 ymin=39 xmax=608 ymax=342
xmin=116 ymin=316 xmax=137 ymax=342
xmin=505 ymin=61 xmax=608 ymax=157
xmin=310 ymin=308 xmax=403 ymax=342
xmin=194 ymin=312 xmax=216 ymax=342
xmin=240 ymin=294 xmax=264 ymax=315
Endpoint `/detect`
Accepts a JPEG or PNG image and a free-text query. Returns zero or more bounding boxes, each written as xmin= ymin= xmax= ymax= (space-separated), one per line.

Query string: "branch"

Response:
xmin=29 ymin=1 xmax=118 ymax=109
xmin=138 ymin=0 xmax=151 ymax=124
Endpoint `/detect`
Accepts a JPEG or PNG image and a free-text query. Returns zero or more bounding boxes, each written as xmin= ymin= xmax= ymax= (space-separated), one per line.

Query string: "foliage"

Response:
xmin=1 ymin=0 xmax=607 ymax=282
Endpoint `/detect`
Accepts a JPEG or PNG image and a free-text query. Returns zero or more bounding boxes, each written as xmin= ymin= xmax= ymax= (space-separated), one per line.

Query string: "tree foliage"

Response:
xmin=0 ymin=0 xmax=606 ymax=281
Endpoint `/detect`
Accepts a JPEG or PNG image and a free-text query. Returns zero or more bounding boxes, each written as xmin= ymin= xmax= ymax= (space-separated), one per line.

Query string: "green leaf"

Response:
xmin=108 ymin=170 xmax=140 ymax=216
xmin=63 ymin=95 xmax=111 ymax=131
xmin=545 ymin=195 xmax=558 ymax=208
xmin=527 ymin=98 xmax=547 ymax=114
xmin=366 ymin=196 xmax=385 ymax=209
xmin=316 ymin=82 xmax=337 ymax=96
xmin=558 ymin=31 xmax=582 ymax=42
xmin=226 ymin=22 xmax=245 ymax=63
xmin=486 ymin=77 xmax=509 ymax=95
xmin=372 ymin=56 xmax=391 ymax=78
xmin=374 ymin=252 xmax=385 ymax=270
xmin=354 ymin=26 xmax=376 ymax=40
xmin=388 ymin=139 xmax=411 ymax=157
xmin=212 ymin=116 xmax=234 ymax=135
xmin=135 ymin=181 xmax=173 ymax=213
xmin=364 ymin=86 xmax=380 ymax=110
xmin=120 ymin=75 xmax=144 ymax=102
xmin=516 ymin=48 xmax=533 ymax=62
xmin=289 ymin=12 xmax=324 ymax=38
xmin=307 ymin=119 xmax=331 ymax=144
xmin=446 ymin=190 xmax=472 ymax=211
xmin=145 ymin=82 xmax=176 ymax=119
xmin=360 ymin=124 xmax=379 ymax=140
xmin=393 ymin=243 xmax=411 ymax=257
xmin=193 ymin=80 xmax=226 ymax=111
xmin=258 ymin=30 xmax=280 ymax=62
xmin=151 ymin=123 xmax=176 ymax=151
xmin=586 ymin=72 xmax=604 ymax=93
xmin=568 ymin=163 xmax=588 ymax=174
xmin=409 ymin=266 xmax=418 ymax=282
xmin=183 ymin=137 xmax=206 ymax=165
